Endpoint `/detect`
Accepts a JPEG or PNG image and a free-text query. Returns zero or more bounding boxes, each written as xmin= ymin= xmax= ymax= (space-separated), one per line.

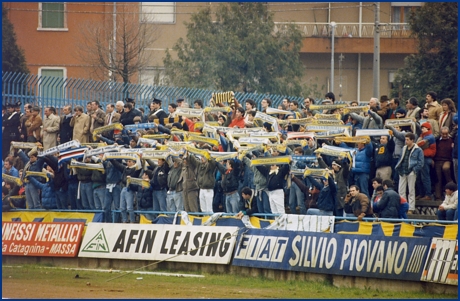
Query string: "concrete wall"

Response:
xmin=3 ymin=255 xmax=456 ymax=295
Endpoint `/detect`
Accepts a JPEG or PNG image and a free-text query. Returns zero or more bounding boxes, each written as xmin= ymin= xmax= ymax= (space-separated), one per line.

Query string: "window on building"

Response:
xmin=39 ymin=2 xmax=67 ymax=30
xmin=141 ymin=2 xmax=175 ymax=23
xmin=39 ymin=68 xmax=66 ymax=104
xmin=390 ymin=2 xmax=422 ymax=23
xmin=139 ymin=68 xmax=167 ymax=86
xmin=389 ymin=71 xmax=396 ymax=90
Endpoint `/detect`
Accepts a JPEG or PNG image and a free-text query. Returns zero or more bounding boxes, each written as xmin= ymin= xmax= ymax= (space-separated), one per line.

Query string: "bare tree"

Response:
xmin=75 ymin=4 xmax=159 ymax=84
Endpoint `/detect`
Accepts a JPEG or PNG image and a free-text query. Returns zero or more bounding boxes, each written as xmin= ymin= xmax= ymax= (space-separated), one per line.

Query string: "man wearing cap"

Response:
xmin=2 ymin=103 xmax=21 ymax=159
xmin=14 ymin=101 xmax=22 ymax=117
xmin=176 ymin=98 xmax=185 ymax=108
xmin=418 ymin=107 xmax=440 ymax=139
xmin=148 ymin=98 xmax=168 ymax=122
xmin=41 ymin=106 xmax=60 ymax=150
xmin=416 ymin=122 xmax=437 ymax=201
xmin=395 ymin=108 xmax=406 ymax=119
xmin=303 ymin=175 xmax=337 ymax=216
xmin=317 ymin=154 xmax=350 ymax=217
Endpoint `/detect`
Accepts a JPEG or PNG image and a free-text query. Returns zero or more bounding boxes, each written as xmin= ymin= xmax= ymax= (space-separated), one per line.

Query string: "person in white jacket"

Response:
xmin=436 ymin=182 xmax=458 ymax=221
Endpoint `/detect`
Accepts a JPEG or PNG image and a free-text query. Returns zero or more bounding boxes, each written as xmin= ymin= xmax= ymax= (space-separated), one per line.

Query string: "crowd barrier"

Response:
xmin=2 ymin=211 xmax=457 ymax=288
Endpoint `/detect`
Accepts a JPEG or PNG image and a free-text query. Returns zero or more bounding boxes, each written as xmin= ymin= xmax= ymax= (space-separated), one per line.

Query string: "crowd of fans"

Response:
xmin=2 ymin=91 xmax=458 ymax=222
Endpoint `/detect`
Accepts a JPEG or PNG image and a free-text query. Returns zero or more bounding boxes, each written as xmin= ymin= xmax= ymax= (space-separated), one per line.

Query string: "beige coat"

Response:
xmin=41 ymin=114 xmax=60 ymax=150
xmin=70 ymin=113 xmax=90 ymax=143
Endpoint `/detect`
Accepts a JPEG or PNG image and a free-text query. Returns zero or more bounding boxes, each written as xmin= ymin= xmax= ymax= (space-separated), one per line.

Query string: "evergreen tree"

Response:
xmin=2 ymin=5 xmax=29 ymax=74
xmin=392 ymin=3 xmax=457 ymax=105
xmin=163 ymin=3 xmax=305 ymax=95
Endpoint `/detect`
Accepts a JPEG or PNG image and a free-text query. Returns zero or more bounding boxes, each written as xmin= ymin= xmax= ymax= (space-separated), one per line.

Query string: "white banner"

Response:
xmin=78 ymin=223 xmax=238 ymax=264
xmin=421 ymin=238 xmax=458 ymax=286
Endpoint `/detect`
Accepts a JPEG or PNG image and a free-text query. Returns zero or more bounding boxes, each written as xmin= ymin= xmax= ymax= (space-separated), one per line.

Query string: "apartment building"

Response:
xmin=5 ymin=2 xmax=420 ymax=101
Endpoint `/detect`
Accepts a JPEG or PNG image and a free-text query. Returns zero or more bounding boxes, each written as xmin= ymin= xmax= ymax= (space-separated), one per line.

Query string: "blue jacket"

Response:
xmin=2 ymin=166 xmax=19 ymax=177
xmin=133 ymin=183 xmax=154 ymax=209
xmin=308 ymin=176 xmax=336 ymax=212
xmin=395 ymin=144 xmax=424 ymax=174
xmin=19 ymin=150 xmax=45 ymax=173
xmin=29 ymin=175 xmax=57 ymax=209
xmin=103 ymin=160 xmax=123 ymax=184
xmin=343 ymin=142 xmax=373 ymax=174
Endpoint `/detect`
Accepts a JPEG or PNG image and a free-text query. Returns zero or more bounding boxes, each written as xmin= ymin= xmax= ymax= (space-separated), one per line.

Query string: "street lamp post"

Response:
xmin=330 ymin=21 xmax=336 ymax=93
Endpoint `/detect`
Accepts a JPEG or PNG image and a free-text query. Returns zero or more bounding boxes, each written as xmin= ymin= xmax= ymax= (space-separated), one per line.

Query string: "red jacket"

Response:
xmin=229 ymin=117 xmax=245 ymax=128
xmin=417 ymin=130 xmax=436 ymax=158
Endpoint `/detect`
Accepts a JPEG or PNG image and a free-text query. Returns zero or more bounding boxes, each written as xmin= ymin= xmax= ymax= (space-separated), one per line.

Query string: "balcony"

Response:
xmin=274 ymin=22 xmax=412 ymax=39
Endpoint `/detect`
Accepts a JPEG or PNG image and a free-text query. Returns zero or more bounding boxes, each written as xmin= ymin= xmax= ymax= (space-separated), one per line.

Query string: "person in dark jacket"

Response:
xmin=75 ymin=157 xmax=94 ymax=210
xmin=119 ymin=103 xmax=137 ymax=126
xmin=2 ymin=103 xmax=21 ymax=160
xmin=373 ymin=179 xmax=400 ymax=218
xmin=255 ymin=162 xmax=290 ymax=214
xmin=110 ymin=158 xmax=142 ymax=223
xmin=216 ymin=159 xmax=242 ymax=213
xmin=317 ymin=155 xmax=349 ymax=217
xmin=2 ymin=181 xmax=26 ymax=211
xmin=59 ymin=105 xmax=74 ymax=144
xmin=131 ymin=170 xmax=155 ymax=221
xmin=374 ymin=135 xmax=395 ymax=181
xmin=27 ymin=167 xmax=57 ymax=210
xmin=236 ymin=187 xmax=258 ymax=218
xmin=91 ymin=155 xmax=106 ymax=210
xmin=295 ymin=174 xmax=336 ymax=216
xmin=18 ymin=148 xmax=46 ymax=209
xmin=53 ymin=161 xmax=70 ymax=210
xmin=103 ymin=159 xmax=123 ymax=222
xmin=146 ymin=158 xmax=170 ymax=212
xmin=166 ymin=158 xmax=184 ymax=212
xmin=350 ymin=141 xmax=373 ymax=198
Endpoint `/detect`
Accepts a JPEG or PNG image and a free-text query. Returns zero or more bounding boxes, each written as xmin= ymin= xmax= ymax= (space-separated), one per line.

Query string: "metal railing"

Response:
xmin=2 ymin=71 xmax=313 ymax=113
xmin=274 ymin=22 xmax=412 ymax=38
xmin=10 ymin=209 xmax=457 ymax=226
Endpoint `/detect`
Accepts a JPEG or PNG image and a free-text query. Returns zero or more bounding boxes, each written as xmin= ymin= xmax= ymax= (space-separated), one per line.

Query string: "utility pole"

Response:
xmin=339 ymin=53 xmax=344 ymax=101
xmin=373 ymin=2 xmax=380 ymax=98
xmin=330 ymin=21 xmax=336 ymax=93
xmin=109 ymin=3 xmax=117 ymax=82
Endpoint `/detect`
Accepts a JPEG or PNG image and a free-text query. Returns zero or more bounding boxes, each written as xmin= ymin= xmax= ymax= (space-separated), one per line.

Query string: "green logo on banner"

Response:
xmin=82 ymin=228 xmax=110 ymax=253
